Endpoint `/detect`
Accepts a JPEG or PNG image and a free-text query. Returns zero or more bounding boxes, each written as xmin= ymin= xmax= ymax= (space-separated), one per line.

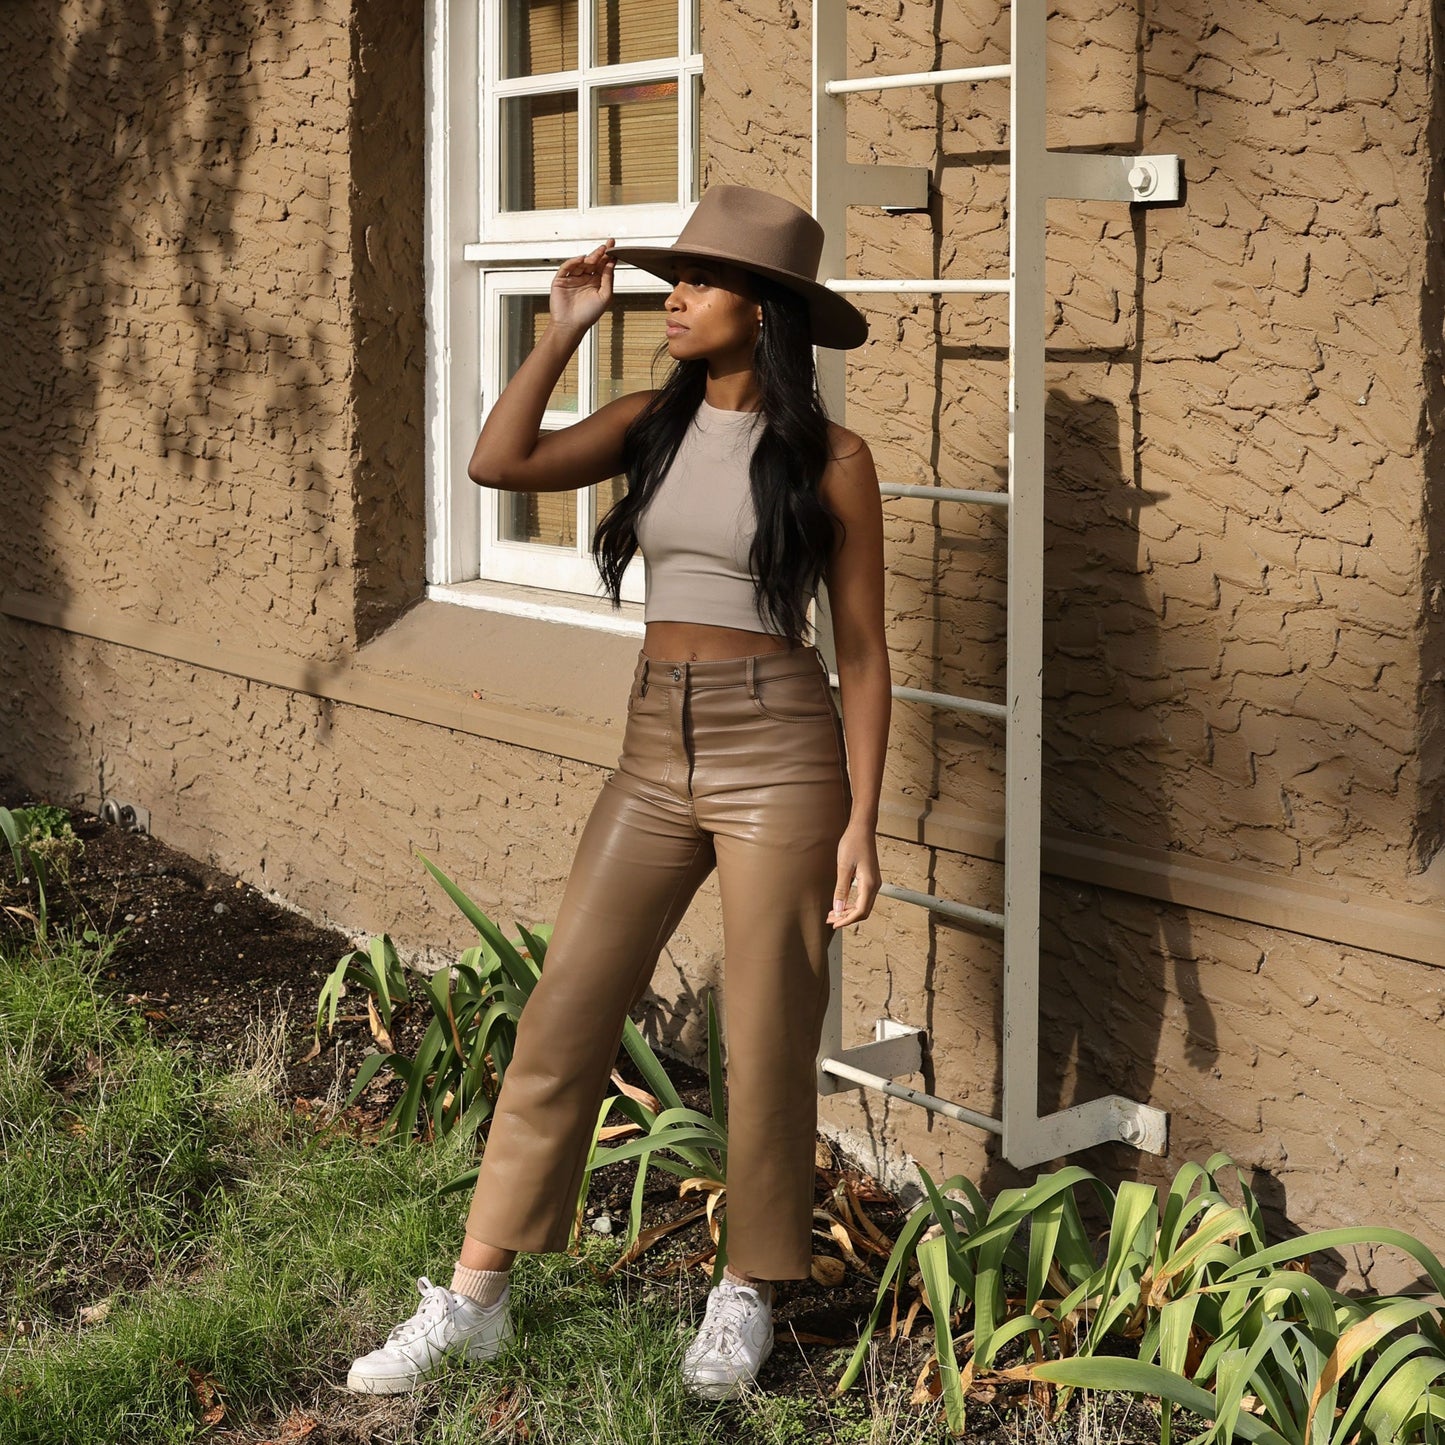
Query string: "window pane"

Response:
xmin=501 ymin=294 xmax=578 ymax=412
xmin=501 ymin=92 xmax=579 ymax=211
xmin=498 ymin=296 xmax=579 ymax=548
xmin=594 ymin=293 xmax=668 ymax=407
xmin=501 ymin=484 xmax=579 ymax=547
xmin=595 ymin=474 xmax=628 ymax=528
xmin=503 ymin=0 xmax=578 ymax=77
xmin=594 ymin=0 xmax=676 ymax=67
xmin=593 ymin=81 xmax=677 ymax=207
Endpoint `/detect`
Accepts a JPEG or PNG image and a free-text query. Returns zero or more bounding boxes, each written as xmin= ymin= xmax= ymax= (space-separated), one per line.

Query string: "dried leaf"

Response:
xmin=678 ymin=1176 xmax=727 ymax=1197
xmin=596 ymin=1121 xmax=643 ymax=1141
xmin=810 ymin=1255 xmax=846 ymax=1287
xmin=184 ymin=1364 xmax=225 ymax=1426
xmin=257 ymin=1410 xmax=320 ymax=1445
xmin=77 ymin=1298 xmax=113 ymax=1327
xmin=911 ymin=1356 xmax=942 ymax=1405
xmin=846 ymin=1171 xmax=892 ymax=1203
xmin=292 ymin=1037 xmax=322 ymax=1066
xmin=900 ymin=1296 xmax=923 ymax=1339
xmin=844 ymin=1177 xmax=895 ymax=1251
xmin=367 ymin=995 xmax=395 ymax=1053
xmin=829 ymin=1222 xmax=866 ymax=1270
xmin=609 ymin=1070 xmax=660 ymax=1113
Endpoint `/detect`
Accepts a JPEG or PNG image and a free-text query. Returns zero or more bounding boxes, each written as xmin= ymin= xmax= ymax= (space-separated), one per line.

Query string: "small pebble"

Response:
xmin=214 ymin=902 xmax=228 ymax=915
xmin=591 ymin=1213 xmax=614 ymax=1236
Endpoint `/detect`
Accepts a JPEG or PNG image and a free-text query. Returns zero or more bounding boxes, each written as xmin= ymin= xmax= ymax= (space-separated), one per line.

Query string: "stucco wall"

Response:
xmin=2 ymin=0 xmax=1443 ymax=1279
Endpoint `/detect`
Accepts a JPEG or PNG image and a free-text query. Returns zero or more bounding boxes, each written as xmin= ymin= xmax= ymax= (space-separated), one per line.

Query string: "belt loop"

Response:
xmin=745 ymin=655 xmax=757 ymax=698
xmin=639 ymin=656 xmax=650 ymax=697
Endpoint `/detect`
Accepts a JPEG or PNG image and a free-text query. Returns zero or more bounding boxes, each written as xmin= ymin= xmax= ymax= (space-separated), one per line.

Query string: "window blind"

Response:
xmin=504 ymin=0 xmax=577 ymax=77
xmin=593 ymin=82 xmax=677 ymax=207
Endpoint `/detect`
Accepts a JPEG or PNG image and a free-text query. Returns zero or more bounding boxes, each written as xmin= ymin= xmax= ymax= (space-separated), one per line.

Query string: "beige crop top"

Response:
xmin=634 ymin=399 xmax=812 ymax=635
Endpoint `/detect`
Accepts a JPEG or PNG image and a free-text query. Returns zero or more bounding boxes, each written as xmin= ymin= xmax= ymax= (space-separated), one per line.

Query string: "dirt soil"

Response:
xmin=1 ymin=795 xmax=1166 ymax=1444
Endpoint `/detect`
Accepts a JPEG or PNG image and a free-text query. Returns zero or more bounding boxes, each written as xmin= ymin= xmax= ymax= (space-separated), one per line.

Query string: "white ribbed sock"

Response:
xmin=450 ymin=1264 xmax=510 ymax=1309
xmin=722 ymin=1264 xmax=773 ymax=1306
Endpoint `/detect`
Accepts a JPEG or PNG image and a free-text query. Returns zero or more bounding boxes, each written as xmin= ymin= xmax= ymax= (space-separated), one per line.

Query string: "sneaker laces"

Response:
xmin=703 ymin=1284 xmax=763 ymax=1358
xmin=385 ymin=1277 xmax=454 ymax=1346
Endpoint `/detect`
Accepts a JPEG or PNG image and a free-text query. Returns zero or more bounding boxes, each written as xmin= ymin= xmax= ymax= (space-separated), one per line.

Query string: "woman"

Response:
xmin=346 ymin=185 xmax=890 ymax=1401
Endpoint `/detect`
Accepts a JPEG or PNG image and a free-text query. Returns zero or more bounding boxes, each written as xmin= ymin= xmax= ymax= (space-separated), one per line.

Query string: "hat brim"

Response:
xmin=606 ymin=242 xmax=869 ymax=351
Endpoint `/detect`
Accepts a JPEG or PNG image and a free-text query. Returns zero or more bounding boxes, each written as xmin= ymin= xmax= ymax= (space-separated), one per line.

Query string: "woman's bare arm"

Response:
xmin=819 ymin=427 xmax=890 ymax=928
xmin=467 ymin=238 xmax=656 ymax=492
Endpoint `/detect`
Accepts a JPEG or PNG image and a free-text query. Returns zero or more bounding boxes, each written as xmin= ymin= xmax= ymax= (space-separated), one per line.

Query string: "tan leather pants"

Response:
xmin=464 ymin=645 xmax=852 ymax=1280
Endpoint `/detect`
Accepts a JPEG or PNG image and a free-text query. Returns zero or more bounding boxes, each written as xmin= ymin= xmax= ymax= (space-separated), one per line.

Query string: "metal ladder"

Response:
xmin=810 ymin=0 xmax=1179 ymax=1168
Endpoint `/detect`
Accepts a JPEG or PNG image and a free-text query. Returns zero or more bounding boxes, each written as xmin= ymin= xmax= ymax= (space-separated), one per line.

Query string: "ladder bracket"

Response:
xmin=818 ymin=1017 xmax=924 ymax=1095
xmin=1006 ymin=1094 xmax=1171 ymax=1168
xmin=1045 ymin=151 xmax=1181 ymax=204
xmin=845 ymin=163 xmax=930 ymax=212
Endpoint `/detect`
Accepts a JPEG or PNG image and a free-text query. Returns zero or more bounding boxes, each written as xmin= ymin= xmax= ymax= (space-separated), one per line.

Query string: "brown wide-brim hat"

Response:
xmin=606 ymin=185 xmax=868 ymax=351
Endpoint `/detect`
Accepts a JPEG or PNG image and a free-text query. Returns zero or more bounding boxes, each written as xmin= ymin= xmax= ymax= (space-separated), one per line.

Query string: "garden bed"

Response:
xmin=0 ymin=791 xmax=1173 ymax=1444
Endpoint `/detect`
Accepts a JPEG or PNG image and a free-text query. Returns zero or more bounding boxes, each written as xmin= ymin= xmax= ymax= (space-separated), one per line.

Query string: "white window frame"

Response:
xmin=478 ymin=266 xmax=663 ymax=599
xmin=425 ymin=0 xmax=702 ymax=599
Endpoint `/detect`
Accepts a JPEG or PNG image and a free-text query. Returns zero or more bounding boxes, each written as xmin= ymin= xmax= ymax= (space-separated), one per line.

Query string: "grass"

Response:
xmin=0 ymin=930 xmax=967 ymax=1444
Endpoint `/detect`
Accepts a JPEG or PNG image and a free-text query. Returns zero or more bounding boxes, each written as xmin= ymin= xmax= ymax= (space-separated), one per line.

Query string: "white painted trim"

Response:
xmin=427 ymin=0 xmax=700 ymax=603
xmin=464 ymin=233 xmax=686 ymax=264
xmin=477 ymin=267 xmax=661 ymax=599
xmin=427 ymin=582 xmax=646 ymax=636
xmin=424 ymin=0 xmax=481 ymax=586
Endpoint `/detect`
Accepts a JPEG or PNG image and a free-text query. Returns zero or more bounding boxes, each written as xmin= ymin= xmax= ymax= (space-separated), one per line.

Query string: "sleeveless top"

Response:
xmin=633 ymin=398 xmax=809 ymax=635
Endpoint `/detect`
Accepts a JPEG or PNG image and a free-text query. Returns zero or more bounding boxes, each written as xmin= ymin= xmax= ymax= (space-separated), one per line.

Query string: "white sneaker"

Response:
xmin=680 ymin=1280 xmax=774 ymax=1400
xmin=346 ymin=1276 xmax=513 ymax=1394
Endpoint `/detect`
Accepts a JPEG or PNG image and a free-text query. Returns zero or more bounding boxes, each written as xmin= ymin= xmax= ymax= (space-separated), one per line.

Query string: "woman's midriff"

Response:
xmin=642 ymin=620 xmax=797 ymax=661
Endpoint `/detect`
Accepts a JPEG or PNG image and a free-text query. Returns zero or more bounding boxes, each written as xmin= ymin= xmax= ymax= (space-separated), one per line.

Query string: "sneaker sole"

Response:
xmin=681 ymin=1338 xmax=774 ymax=1401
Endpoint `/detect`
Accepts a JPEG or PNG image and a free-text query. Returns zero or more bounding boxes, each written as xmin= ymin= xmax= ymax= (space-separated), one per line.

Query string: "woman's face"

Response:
xmin=662 ymin=260 xmax=762 ymax=363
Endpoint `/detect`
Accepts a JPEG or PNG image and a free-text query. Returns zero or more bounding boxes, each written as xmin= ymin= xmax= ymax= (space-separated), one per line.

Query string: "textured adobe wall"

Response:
xmin=0 ymin=0 xmax=423 ymax=658
xmin=701 ymin=0 xmax=1445 ymax=1268
xmin=2 ymin=0 xmax=1442 ymax=1272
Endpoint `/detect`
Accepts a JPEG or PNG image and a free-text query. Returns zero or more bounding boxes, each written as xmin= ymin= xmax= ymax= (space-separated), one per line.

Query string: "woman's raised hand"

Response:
xmin=550 ymin=239 xmax=616 ymax=335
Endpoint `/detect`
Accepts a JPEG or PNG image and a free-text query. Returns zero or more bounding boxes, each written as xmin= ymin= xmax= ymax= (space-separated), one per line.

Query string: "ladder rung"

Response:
xmin=878 ymin=882 xmax=1005 ymax=933
xmin=881 ymin=482 xmax=1008 ymax=507
xmin=826 ymin=671 xmax=1008 ymax=721
xmin=824 ymin=63 xmax=1013 ymax=96
xmin=893 ymin=682 xmax=1006 ymax=720
xmin=825 ymin=278 xmax=1011 ymax=296
xmin=819 ymin=1057 xmax=1004 ymax=1134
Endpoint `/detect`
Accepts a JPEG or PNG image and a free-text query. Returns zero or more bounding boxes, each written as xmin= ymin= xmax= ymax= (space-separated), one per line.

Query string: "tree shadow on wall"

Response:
xmin=3 ymin=0 xmax=264 ymax=795
xmin=0 ymin=0 xmax=427 ymax=814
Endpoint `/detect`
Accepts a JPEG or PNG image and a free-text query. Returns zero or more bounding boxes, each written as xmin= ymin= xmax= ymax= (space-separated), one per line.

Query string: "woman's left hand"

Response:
xmin=828 ymin=821 xmax=881 ymax=928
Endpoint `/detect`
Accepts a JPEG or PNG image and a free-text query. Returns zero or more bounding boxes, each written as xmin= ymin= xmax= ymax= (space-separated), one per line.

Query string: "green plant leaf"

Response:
xmin=620 ymin=1017 xmax=687 ymax=1112
xmin=706 ymin=992 xmax=726 ymax=1145
xmin=1218 ymin=1228 xmax=1445 ymax=1298
xmin=834 ymin=1198 xmax=946 ymax=1395
xmin=1032 ymin=1359 xmax=1293 ymax=1445
xmin=918 ymin=1235 xmax=966 ymax=1436
xmin=416 ymin=853 xmax=539 ymax=992
xmin=1331 ymin=1333 xmax=1441 ymax=1445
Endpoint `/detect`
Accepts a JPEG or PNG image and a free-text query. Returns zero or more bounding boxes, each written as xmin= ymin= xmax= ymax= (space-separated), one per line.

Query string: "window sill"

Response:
xmin=427 ymin=579 xmax=645 ymax=638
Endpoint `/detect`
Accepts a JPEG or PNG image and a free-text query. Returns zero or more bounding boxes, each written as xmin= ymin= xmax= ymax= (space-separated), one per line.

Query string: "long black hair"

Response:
xmin=591 ymin=275 xmax=842 ymax=645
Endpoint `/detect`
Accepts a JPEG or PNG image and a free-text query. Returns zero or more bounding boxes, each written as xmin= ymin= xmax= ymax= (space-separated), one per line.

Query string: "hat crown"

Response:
xmin=673 ymin=185 xmax=824 ymax=283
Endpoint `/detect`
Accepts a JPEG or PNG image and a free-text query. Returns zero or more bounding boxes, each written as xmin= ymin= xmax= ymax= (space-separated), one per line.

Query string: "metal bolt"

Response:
xmin=1128 ymin=162 xmax=1156 ymax=198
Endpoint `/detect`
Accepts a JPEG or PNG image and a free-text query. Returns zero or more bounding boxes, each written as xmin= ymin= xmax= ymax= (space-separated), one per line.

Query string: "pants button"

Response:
xmin=671 ymin=666 xmax=682 ymax=681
